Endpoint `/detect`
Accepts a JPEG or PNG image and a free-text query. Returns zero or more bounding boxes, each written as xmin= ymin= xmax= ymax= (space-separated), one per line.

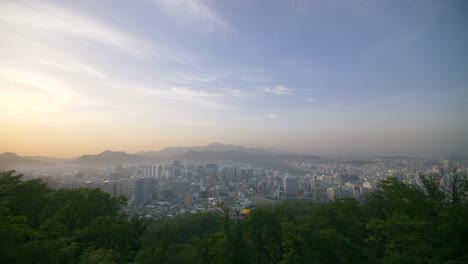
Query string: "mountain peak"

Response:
xmin=1 ymin=152 xmax=19 ymax=158
xmin=99 ymin=150 xmax=127 ymax=155
xmin=0 ymin=152 xmax=50 ymax=167
xmin=75 ymin=150 xmax=150 ymax=165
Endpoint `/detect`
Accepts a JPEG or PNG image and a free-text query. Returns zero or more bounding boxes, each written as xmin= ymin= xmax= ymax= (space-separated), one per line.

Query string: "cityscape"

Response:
xmin=1 ymin=0 xmax=467 ymax=263
xmin=1 ymin=144 xmax=466 ymax=220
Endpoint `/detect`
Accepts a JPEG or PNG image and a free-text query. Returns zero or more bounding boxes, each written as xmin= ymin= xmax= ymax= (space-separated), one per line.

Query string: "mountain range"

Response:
xmin=74 ymin=150 xmax=152 ymax=165
xmin=136 ymin=143 xmax=273 ymax=159
xmin=1 ymin=143 xmax=320 ymax=167
xmin=0 ymin=152 xmax=52 ymax=169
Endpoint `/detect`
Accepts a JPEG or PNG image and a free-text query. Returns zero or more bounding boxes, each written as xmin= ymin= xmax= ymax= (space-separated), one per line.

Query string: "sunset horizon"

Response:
xmin=1 ymin=0 xmax=467 ymax=157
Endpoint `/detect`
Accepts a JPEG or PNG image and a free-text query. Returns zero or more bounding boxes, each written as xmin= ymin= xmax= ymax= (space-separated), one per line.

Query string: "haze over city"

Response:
xmin=1 ymin=0 xmax=467 ymax=157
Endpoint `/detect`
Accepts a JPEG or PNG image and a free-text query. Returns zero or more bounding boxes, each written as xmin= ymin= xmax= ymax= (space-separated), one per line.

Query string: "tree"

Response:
xmin=0 ymin=170 xmax=22 ymax=198
xmin=41 ymin=188 xmax=126 ymax=233
xmin=277 ymin=206 xmax=304 ymax=264
xmin=79 ymin=247 xmax=116 ymax=264
xmin=0 ymin=205 xmax=32 ymax=263
xmin=444 ymin=167 xmax=467 ymax=205
xmin=419 ymin=172 xmax=445 ymax=203
xmin=74 ymin=216 xmax=140 ymax=263
xmin=5 ymin=178 xmax=51 ymax=228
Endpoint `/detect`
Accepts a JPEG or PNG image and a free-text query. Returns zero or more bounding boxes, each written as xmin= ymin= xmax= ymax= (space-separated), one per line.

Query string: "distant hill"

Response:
xmin=178 ymin=149 xmax=271 ymax=162
xmin=2 ymin=144 xmax=321 ymax=169
xmin=24 ymin=156 xmax=73 ymax=163
xmin=177 ymin=150 xmax=321 ymax=163
xmin=74 ymin=150 xmax=152 ymax=165
xmin=136 ymin=143 xmax=320 ymax=165
xmin=0 ymin=152 xmax=52 ymax=169
xmin=137 ymin=143 xmax=273 ymax=160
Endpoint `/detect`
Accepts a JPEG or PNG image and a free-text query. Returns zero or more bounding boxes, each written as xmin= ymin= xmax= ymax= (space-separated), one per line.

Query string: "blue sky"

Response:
xmin=0 ymin=0 xmax=467 ymax=157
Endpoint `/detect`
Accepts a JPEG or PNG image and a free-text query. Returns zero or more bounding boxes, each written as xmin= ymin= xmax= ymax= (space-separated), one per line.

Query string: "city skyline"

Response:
xmin=1 ymin=0 xmax=467 ymax=157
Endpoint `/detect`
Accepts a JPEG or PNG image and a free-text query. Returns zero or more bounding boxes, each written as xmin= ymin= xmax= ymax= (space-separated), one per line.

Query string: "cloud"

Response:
xmin=173 ymin=73 xmax=219 ymax=84
xmin=220 ymin=88 xmax=243 ymax=98
xmin=132 ymin=85 xmax=235 ymax=109
xmin=306 ymin=97 xmax=318 ymax=103
xmin=129 ymin=83 xmax=296 ymax=110
xmin=171 ymin=87 xmax=219 ymax=98
xmin=0 ymin=1 xmax=150 ymax=57
xmin=0 ymin=67 xmax=108 ymax=123
xmin=38 ymin=59 xmax=107 ymax=79
xmin=259 ymin=85 xmax=294 ymax=95
xmin=0 ymin=66 xmax=82 ymax=103
xmin=172 ymin=120 xmax=216 ymax=127
xmin=153 ymin=0 xmax=231 ymax=32
xmin=0 ymin=66 xmax=124 ymax=116
xmin=266 ymin=113 xmax=277 ymax=119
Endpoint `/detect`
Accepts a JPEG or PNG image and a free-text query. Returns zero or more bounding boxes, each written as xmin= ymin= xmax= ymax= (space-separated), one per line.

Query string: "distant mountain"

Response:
xmin=136 ymin=143 xmax=321 ymax=165
xmin=137 ymin=143 xmax=273 ymax=160
xmin=176 ymin=149 xmax=321 ymax=163
xmin=177 ymin=149 xmax=272 ymax=162
xmin=24 ymin=156 xmax=73 ymax=163
xmin=0 ymin=152 xmax=51 ymax=169
xmin=74 ymin=150 xmax=152 ymax=165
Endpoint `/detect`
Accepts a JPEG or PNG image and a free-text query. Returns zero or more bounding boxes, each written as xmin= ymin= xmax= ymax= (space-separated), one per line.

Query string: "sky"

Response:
xmin=0 ymin=0 xmax=467 ymax=157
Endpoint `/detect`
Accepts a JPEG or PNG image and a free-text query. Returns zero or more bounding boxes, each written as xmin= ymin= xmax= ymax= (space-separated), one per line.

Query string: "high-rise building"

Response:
xmin=101 ymin=181 xmax=117 ymax=197
xmin=173 ymin=160 xmax=181 ymax=177
xmin=134 ymin=179 xmax=146 ymax=206
xmin=283 ymin=176 xmax=298 ymax=196
xmin=148 ymin=165 xmax=157 ymax=178
xmin=310 ymin=176 xmax=316 ymax=190
xmin=134 ymin=178 xmax=154 ymax=206
xmin=327 ymin=187 xmax=339 ymax=201
xmin=157 ymin=165 xmax=163 ymax=179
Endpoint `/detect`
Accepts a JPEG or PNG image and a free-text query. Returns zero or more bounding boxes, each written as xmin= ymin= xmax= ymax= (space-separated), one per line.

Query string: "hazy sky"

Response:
xmin=1 ymin=0 xmax=467 ymax=157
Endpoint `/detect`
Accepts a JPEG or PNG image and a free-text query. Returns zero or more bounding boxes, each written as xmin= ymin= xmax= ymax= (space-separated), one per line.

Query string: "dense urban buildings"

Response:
xmin=10 ymin=154 xmax=463 ymax=219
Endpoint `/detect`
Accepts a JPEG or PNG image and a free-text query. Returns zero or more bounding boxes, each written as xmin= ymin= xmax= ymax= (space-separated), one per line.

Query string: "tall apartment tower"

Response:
xmin=283 ymin=175 xmax=298 ymax=196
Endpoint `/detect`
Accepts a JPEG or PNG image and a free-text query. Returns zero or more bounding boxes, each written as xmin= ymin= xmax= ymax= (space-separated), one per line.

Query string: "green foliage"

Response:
xmin=79 ymin=247 xmax=116 ymax=264
xmin=0 ymin=170 xmax=23 ymax=198
xmin=74 ymin=216 xmax=141 ymax=263
xmin=1 ymin=170 xmax=467 ymax=263
xmin=41 ymin=188 xmax=126 ymax=233
xmin=0 ymin=205 xmax=32 ymax=263
xmin=0 ymin=170 xmax=135 ymax=263
xmin=6 ymin=178 xmax=51 ymax=228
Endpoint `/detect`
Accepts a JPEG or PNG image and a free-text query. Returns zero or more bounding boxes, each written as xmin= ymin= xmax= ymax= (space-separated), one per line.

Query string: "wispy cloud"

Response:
xmin=152 ymin=0 xmax=231 ymax=32
xmin=0 ymin=67 xmax=83 ymax=103
xmin=38 ymin=59 xmax=107 ymax=79
xmin=259 ymin=85 xmax=294 ymax=95
xmin=0 ymin=1 xmax=150 ymax=57
xmin=306 ymin=97 xmax=318 ymax=103
xmin=0 ymin=67 xmax=104 ymax=123
xmin=0 ymin=66 xmax=123 ymax=114
xmin=216 ymin=88 xmax=240 ymax=98
xmin=132 ymin=85 xmax=237 ymax=109
xmin=173 ymin=73 xmax=219 ymax=84
xmin=172 ymin=120 xmax=216 ymax=127
xmin=171 ymin=87 xmax=219 ymax=99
